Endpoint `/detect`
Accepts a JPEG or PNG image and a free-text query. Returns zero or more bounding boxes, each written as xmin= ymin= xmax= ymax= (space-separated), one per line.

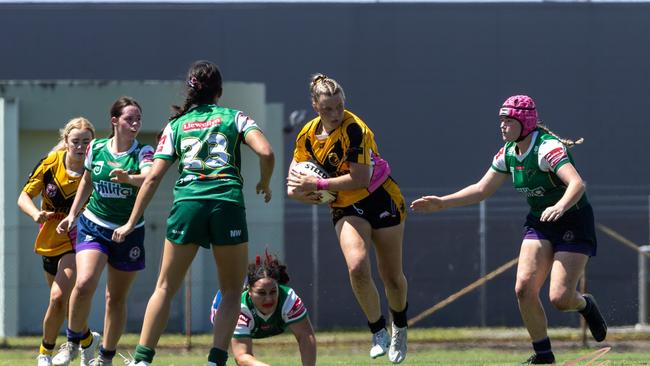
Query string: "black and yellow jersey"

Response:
xmin=22 ymin=150 xmax=80 ymax=256
xmin=293 ymin=110 xmax=384 ymax=207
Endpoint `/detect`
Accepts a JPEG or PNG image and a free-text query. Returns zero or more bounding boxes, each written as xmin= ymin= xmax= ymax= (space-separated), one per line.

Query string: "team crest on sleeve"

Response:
xmin=544 ymin=147 xmax=568 ymax=169
xmin=237 ymin=313 xmax=252 ymax=327
xmin=494 ymin=147 xmax=505 ymax=160
xmin=287 ymin=297 xmax=306 ymax=320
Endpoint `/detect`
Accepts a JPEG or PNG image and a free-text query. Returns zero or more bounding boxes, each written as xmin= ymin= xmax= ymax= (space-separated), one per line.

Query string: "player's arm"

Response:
xmin=111 ymin=158 xmax=173 ymax=242
xmin=411 ymin=168 xmax=508 ymax=213
xmin=539 ymin=163 xmax=585 ymax=222
xmin=56 ymin=170 xmax=94 ymax=233
xmin=288 ymin=317 xmax=317 ymax=366
xmin=245 ymin=129 xmax=275 ymax=203
xmin=17 ymin=191 xmax=54 ymax=224
xmin=231 ymin=337 xmax=270 ymax=366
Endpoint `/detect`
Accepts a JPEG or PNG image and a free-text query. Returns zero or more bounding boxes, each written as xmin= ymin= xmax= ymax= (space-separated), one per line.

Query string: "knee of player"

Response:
xmin=548 ymin=291 xmax=576 ymax=311
xmin=514 ymin=281 xmax=540 ymax=301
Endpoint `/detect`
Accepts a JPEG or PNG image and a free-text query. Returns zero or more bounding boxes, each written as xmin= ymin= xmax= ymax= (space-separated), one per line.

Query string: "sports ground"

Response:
xmin=2 ymin=327 xmax=648 ymax=365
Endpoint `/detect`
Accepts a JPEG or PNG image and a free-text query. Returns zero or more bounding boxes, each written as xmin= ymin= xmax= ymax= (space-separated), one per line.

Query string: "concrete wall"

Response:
xmin=0 ymin=81 xmax=284 ymax=334
xmin=1 ymin=2 xmax=649 ymax=329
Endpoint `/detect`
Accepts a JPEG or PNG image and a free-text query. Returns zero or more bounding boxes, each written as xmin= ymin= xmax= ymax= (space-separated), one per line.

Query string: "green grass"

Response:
xmin=2 ymin=328 xmax=649 ymax=365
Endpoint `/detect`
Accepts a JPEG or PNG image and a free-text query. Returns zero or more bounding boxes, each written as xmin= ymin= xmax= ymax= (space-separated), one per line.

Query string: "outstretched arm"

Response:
xmin=539 ymin=163 xmax=585 ymax=222
xmin=289 ymin=317 xmax=317 ymax=366
xmin=411 ymin=169 xmax=508 ymax=213
xmin=111 ymin=158 xmax=172 ymax=242
xmin=245 ymin=129 xmax=275 ymax=203
xmin=231 ymin=337 xmax=270 ymax=366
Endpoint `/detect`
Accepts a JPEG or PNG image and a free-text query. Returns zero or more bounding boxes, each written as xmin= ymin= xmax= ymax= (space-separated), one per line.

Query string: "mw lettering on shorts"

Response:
xmin=230 ymin=229 xmax=242 ymax=238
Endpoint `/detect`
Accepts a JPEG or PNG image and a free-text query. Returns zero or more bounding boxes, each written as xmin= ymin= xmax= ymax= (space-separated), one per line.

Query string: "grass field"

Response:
xmin=2 ymin=327 xmax=649 ymax=365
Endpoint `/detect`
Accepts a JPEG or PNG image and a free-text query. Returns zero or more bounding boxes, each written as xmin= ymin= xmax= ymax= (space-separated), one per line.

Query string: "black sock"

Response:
xmin=390 ymin=302 xmax=409 ymax=328
xmin=208 ymin=347 xmax=228 ymax=366
xmin=532 ymin=337 xmax=553 ymax=355
xmin=368 ymin=315 xmax=386 ymax=334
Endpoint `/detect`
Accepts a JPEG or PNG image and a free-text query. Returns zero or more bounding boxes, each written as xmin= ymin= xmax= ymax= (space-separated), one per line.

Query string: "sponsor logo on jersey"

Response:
xmin=515 ymin=186 xmax=546 ymax=197
xmin=544 ymin=147 xmax=568 ymax=169
xmin=45 ymin=183 xmax=58 ymax=198
xmin=182 ymin=118 xmax=222 ymax=131
xmin=171 ymin=229 xmax=185 ymax=235
xmin=230 ymin=229 xmax=242 ymax=238
xmin=287 ymin=297 xmax=306 ymax=320
xmin=94 ymin=180 xmax=133 ymax=199
xmin=237 ymin=313 xmax=251 ymax=327
xmin=107 ymin=161 xmax=122 ymax=168
xmin=129 ymin=246 xmax=142 ymax=260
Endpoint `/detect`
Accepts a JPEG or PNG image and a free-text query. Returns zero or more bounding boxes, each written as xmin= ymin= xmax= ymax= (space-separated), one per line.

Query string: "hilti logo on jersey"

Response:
xmin=544 ymin=147 xmax=568 ymax=169
xmin=237 ymin=314 xmax=251 ymax=327
xmin=287 ymin=298 xmax=306 ymax=319
xmin=516 ymin=186 xmax=546 ymax=197
xmin=182 ymin=118 xmax=222 ymax=131
xmin=94 ymin=180 xmax=133 ymax=198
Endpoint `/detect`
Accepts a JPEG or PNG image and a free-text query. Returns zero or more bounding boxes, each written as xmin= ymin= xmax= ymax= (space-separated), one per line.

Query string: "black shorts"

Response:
xmin=523 ymin=204 xmax=597 ymax=256
xmin=42 ymin=250 xmax=75 ymax=276
xmin=331 ymin=178 xmax=406 ymax=229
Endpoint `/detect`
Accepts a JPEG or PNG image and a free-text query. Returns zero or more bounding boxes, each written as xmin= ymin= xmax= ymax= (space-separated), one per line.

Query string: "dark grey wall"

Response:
xmin=2 ymin=2 xmax=648 ymax=329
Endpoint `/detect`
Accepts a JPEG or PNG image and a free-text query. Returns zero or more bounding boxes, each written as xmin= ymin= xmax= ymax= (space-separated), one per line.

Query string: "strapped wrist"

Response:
xmin=316 ymin=178 xmax=330 ymax=191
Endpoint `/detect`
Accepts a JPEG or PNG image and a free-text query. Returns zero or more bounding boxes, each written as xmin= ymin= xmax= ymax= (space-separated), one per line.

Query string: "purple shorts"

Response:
xmin=76 ymin=214 xmax=145 ymax=271
xmin=523 ymin=204 xmax=597 ymax=257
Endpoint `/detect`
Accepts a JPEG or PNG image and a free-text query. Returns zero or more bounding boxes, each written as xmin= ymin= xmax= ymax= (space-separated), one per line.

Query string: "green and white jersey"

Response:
xmin=83 ymin=138 xmax=154 ymax=228
xmin=233 ymin=285 xmax=308 ymax=339
xmin=491 ymin=130 xmax=589 ymax=217
xmin=154 ymin=104 xmax=261 ymax=205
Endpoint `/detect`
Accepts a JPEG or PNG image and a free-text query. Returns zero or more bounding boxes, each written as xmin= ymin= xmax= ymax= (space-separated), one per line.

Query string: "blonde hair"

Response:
xmin=52 ymin=117 xmax=96 ymax=152
xmin=537 ymin=123 xmax=584 ymax=147
xmin=309 ymin=73 xmax=345 ymax=103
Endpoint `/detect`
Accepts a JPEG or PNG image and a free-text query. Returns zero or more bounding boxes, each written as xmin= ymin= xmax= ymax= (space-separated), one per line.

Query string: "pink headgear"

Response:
xmin=499 ymin=95 xmax=538 ymax=140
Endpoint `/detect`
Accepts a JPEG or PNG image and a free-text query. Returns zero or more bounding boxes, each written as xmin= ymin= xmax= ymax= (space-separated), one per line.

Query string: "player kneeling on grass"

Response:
xmin=411 ymin=95 xmax=607 ymax=365
xmin=210 ymin=253 xmax=316 ymax=366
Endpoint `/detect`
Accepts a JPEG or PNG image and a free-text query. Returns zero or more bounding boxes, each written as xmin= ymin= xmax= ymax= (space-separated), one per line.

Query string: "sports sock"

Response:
xmin=40 ymin=340 xmax=55 ymax=356
xmin=66 ymin=328 xmax=85 ymax=345
xmin=80 ymin=330 xmax=94 ymax=348
xmin=532 ymin=337 xmax=552 ymax=355
xmin=134 ymin=344 xmax=156 ymax=363
xmin=390 ymin=302 xmax=409 ymax=328
xmin=368 ymin=315 xmax=386 ymax=334
xmin=208 ymin=347 xmax=228 ymax=366
xmin=99 ymin=346 xmax=116 ymax=360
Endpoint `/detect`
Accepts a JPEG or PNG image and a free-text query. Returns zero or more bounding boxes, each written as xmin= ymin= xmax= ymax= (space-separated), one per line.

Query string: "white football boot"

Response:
xmin=388 ymin=323 xmax=407 ymax=364
xmin=369 ymin=328 xmax=390 ymax=358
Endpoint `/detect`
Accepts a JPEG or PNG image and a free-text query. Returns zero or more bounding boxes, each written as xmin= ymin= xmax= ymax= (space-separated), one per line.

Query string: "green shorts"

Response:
xmin=166 ymin=200 xmax=248 ymax=248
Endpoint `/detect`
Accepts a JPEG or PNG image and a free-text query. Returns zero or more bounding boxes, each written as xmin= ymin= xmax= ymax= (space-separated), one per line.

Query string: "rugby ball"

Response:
xmin=293 ymin=161 xmax=337 ymax=204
